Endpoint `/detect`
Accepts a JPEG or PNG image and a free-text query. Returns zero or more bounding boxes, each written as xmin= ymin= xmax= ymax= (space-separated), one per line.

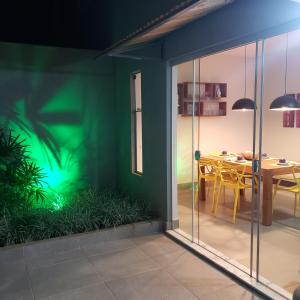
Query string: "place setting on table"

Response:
xmin=209 ymin=150 xmax=300 ymax=167
xmin=198 ymin=150 xmax=300 ymax=225
xmin=210 ymin=150 xmax=263 ymax=164
xmin=269 ymin=158 xmax=300 ymax=167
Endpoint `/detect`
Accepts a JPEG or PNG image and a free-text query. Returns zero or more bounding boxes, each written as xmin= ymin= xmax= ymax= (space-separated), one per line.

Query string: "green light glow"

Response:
xmin=0 ymin=77 xmax=92 ymax=207
xmin=42 ymin=165 xmax=64 ymax=189
xmin=176 ymin=156 xmax=185 ymax=177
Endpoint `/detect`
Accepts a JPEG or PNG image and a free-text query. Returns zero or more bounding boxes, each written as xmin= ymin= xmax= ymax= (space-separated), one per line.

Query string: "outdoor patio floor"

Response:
xmin=0 ymin=232 xmax=264 ymax=299
xmin=178 ymin=186 xmax=300 ymax=295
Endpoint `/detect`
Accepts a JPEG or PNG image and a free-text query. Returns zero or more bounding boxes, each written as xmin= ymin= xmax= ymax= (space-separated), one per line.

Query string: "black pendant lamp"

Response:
xmin=232 ymin=45 xmax=255 ymax=111
xmin=270 ymin=33 xmax=300 ymax=111
xmin=232 ymin=98 xmax=256 ymax=110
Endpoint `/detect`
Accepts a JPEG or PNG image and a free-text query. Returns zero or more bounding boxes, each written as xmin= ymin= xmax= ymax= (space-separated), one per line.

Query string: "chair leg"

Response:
xmin=237 ymin=190 xmax=241 ymax=210
xmin=223 ymin=186 xmax=226 ymax=203
xmin=194 ymin=188 xmax=198 ymax=205
xmin=207 ymin=183 xmax=211 ymax=200
xmin=297 ymin=192 xmax=300 ymax=215
xmin=233 ymin=188 xmax=239 ymax=224
xmin=294 ymin=193 xmax=298 ymax=216
xmin=214 ymin=183 xmax=222 ymax=214
xmin=211 ymin=180 xmax=217 ymax=213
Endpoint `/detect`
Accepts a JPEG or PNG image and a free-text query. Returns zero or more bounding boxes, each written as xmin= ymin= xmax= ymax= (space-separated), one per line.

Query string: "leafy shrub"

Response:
xmin=0 ymin=128 xmax=151 ymax=247
xmin=0 ymin=188 xmax=150 ymax=247
xmin=0 ymin=128 xmax=46 ymax=211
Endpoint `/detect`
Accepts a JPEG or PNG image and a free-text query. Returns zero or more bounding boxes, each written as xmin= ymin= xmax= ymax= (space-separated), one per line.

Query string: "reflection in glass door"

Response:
xmin=173 ymin=31 xmax=300 ymax=297
xmin=195 ymin=44 xmax=258 ymax=275
xmin=175 ymin=59 xmax=198 ymax=240
xmin=259 ymin=29 xmax=300 ymax=296
xmin=175 ymin=42 xmax=259 ymax=274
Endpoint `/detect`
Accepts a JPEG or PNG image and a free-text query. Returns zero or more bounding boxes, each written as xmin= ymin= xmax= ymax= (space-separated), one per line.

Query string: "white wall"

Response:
xmin=176 ymin=29 xmax=300 ymax=184
xmin=263 ymin=30 xmax=300 ymax=161
xmin=176 ymin=44 xmax=256 ymax=184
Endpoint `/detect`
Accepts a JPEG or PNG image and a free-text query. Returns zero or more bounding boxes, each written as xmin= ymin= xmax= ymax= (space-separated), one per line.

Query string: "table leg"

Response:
xmin=262 ymin=172 xmax=273 ymax=226
xmin=199 ymin=166 xmax=206 ymax=201
xmin=240 ymin=177 xmax=245 ymax=197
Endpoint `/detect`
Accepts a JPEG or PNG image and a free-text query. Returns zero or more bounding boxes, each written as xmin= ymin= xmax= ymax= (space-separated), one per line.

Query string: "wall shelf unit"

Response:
xmin=282 ymin=93 xmax=300 ymax=128
xmin=178 ymin=82 xmax=227 ymax=117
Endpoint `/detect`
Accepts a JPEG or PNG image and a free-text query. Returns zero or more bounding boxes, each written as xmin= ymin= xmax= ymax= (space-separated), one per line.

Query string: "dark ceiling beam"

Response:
xmin=96 ymin=0 xmax=234 ymax=60
xmin=107 ymin=42 xmax=163 ymax=60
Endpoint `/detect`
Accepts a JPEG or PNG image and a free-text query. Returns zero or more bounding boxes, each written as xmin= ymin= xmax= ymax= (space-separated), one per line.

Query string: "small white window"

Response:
xmin=131 ymin=72 xmax=143 ymax=174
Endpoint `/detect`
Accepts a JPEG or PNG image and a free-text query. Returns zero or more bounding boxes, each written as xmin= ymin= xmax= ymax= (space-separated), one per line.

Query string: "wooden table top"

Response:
xmin=203 ymin=154 xmax=300 ymax=176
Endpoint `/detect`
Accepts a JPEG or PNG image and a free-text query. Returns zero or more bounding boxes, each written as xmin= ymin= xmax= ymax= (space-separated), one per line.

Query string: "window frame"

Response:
xmin=130 ymin=71 xmax=143 ymax=175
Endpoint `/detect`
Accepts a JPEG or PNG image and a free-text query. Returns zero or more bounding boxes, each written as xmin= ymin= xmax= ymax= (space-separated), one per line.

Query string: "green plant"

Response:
xmin=0 ymin=188 xmax=151 ymax=247
xmin=0 ymin=129 xmax=151 ymax=247
xmin=0 ymin=128 xmax=46 ymax=211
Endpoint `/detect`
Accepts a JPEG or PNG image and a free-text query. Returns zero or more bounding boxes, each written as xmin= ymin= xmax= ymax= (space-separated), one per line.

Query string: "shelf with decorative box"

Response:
xmin=178 ymin=82 xmax=227 ymax=117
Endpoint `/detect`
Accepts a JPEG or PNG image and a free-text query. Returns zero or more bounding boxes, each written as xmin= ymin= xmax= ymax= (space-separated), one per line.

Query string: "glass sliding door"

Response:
xmin=172 ymin=27 xmax=300 ymax=298
xmin=174 ymin=43 xmax=259 ymax=272
xmin=194 ymin=44 xmax=258 ymax=274
xmin=175 ymin=59 xmax=199 ymax=240
xmin=259 ymin=29 xmax=300 ymax=296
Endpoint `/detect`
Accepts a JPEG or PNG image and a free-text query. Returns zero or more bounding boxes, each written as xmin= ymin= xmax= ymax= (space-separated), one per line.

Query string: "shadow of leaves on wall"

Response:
xmin=0 ymin=75 xmax=81 ymax=170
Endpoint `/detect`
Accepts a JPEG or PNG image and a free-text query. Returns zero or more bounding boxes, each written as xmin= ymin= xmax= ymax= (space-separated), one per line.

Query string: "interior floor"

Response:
xmin=178 ymin=183 xmax=300 ymax=294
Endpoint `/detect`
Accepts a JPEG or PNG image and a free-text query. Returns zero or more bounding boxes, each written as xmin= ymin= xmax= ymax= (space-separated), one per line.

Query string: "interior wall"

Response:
xmin=114 ymin=58 xmax=168 ymax=218
xmin=263 ymin=29 xmax=300 ymax=161
xmin=176 ymin=29 xmax=300 ymax=184
xmin=176 ymin=46 xmax=256 ymax=183
xmin=0 ymin=43 xmax=116 ymax=199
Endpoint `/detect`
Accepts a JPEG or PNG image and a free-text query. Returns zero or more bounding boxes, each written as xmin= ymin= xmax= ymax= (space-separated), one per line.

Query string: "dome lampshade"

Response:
xmin=269 ymin=95 xmax=300 ymax=111
xmin=232 ymin=98 xmax=256 ymax=111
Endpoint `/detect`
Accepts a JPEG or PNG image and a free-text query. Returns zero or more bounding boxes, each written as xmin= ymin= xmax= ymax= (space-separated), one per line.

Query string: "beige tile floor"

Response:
xmin=178 ymin=185 xmax=300 ymax=294
xmin=0 ymin=232 xmax=264 ymax=299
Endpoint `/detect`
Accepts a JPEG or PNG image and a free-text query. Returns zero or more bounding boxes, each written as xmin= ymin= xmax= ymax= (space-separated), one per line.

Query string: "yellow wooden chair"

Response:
xmin=197 ymin=158 xmax=221 ymax=211
xmin=214 ymin=164 xmax=256 ymax=223
xmin=272 ymin=166 xmax=300 ymax=216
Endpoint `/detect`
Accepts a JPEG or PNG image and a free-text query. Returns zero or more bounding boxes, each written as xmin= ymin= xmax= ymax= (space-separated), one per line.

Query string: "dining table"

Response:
xmin=199 ymin=153 xmax=299 ymax=226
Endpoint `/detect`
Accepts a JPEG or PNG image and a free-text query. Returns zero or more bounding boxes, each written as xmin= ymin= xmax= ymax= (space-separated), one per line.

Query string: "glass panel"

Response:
xmin=172 ymin=27 xmax=300 ymax=298
xmin=175 ymin=59 xmax=196 ymax=240
xmin=173 ymin=42 xmax=260 ymax=275
xmin=259 ymin=29 xmax=300 ymax=296
xmin=194 ymin=43 xmax=257 ymax=274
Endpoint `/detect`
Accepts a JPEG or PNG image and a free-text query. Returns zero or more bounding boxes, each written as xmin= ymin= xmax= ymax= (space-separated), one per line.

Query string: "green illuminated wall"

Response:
xmin=114 ymin=58 xmax=168 ymax=218
xmin=0 ymin=43 xmax=115 ymax=203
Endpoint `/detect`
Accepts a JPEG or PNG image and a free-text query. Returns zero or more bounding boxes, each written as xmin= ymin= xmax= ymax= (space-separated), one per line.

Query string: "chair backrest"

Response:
xmin=222 ymin=161 xmax=247 ymax=174
xmin=219 ymin=166 xmax=238 ymax=183
xmin=198 ymin=158 xmax=220 ymax=175
xmin=293 ymin=166 xmax=300 ymax=185
xmin=219 ymin=163 xmax=247 ymax=185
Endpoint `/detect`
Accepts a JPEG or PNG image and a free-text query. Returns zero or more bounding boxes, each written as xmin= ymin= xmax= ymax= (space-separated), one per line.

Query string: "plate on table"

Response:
xmin=220 ymin=153 xmax=230 ymax=156
xmin=277 ymin=162 xmax=289 ymax=166
xmin=235 ymin=159 xmax=247 ymax=163
xmin=289 ymin=161 xmax=300 ymax=166
xmin=220 ymin=153 xmax=235 ymax=157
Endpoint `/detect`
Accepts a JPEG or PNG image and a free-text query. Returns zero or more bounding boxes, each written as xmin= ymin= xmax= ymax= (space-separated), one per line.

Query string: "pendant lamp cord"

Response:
xmin=244 ymin=45 xmax=247 ymax=99
xmin=284 ymin=33 xmax=289 ymax=95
